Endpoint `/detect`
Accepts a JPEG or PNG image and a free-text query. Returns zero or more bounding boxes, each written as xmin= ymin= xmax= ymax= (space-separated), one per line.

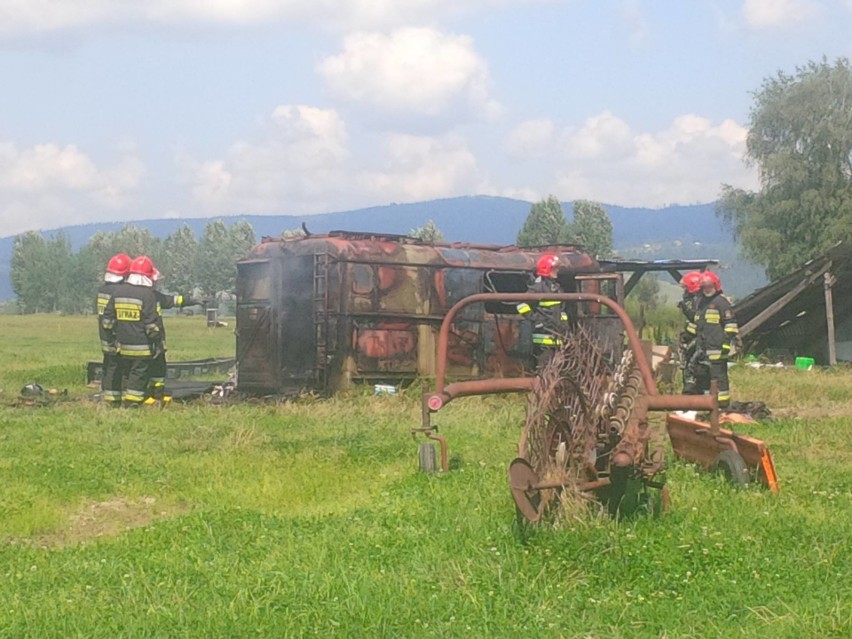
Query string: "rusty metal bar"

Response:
xmin=413 ymin=383 xmax=449 ymax=472
xmin=529 ymin=477 xmax=613 ymax=491
xmin=432 ymin=293 xmax=657 ymax=409
xmin=428 ymin=378 xmax=536 ymax=410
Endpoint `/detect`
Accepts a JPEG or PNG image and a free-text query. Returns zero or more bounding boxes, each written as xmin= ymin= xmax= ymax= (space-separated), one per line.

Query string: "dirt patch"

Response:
xmin=19 ymin=496 xmax=191 ymax=548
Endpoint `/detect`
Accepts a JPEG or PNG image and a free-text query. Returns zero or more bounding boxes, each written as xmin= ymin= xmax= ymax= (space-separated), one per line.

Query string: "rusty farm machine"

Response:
xmin=415 ymin=292 xmax=778 ymax=522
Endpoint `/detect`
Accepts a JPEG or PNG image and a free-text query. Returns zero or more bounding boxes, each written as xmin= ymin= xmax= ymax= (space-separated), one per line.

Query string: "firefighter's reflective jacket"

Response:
xmin=96 ymin=281 xmax=123 ymax=354
xmin=695 ymin=292 xmax=738 ymax=361
xmin=516 ymin=277 xmax=569 ymax=347
xmin=102 ymin=282 xmax=161 ymax=358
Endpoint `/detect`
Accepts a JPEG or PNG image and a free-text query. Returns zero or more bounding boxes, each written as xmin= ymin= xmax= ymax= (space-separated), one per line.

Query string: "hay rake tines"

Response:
xmin=510 ymin=326 xmax=665 ymax=521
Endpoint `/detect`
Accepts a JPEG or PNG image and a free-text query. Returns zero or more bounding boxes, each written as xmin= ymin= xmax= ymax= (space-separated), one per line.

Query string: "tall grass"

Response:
xmin=0 ymin=315 xmax=849 ymax=637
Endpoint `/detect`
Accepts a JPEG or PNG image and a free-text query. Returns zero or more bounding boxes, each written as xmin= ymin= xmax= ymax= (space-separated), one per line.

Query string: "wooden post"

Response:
xmin=824 ymin=272 xmax=837 ymax=366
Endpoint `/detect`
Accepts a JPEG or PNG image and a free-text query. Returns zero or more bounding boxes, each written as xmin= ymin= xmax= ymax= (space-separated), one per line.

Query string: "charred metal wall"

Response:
xmin=235 ymin=232 xmax=600 ymax=394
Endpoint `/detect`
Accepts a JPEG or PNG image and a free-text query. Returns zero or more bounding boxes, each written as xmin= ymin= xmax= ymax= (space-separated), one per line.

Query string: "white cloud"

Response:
xmin=0 ymin=141 xmax=144 ymax=235
xmin=318 ymin=27 xmax=499 ymax=118
xmin=361 ymin=134 xmax=492 ymax=201
xmin=517 ymin=111 xmax=759 ymax=207
xmin=183 ymin=105 xmax=351 ymax=214
xmin=742 ymin=0 xmax=819 ymax=29
xmin=0 ymin=1 xmax=549 ymax=36
xmin=562 ymin=111 xmax=634 ymax=160
xmin=183 ymin=106 xmax=491 ymax=215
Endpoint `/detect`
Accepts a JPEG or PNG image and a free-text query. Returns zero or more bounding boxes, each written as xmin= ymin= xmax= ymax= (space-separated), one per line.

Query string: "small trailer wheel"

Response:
xmin=713 ymin=449 xmax=751 ymax=486
xmin=419 ymin=442 xmax=437 ymax=473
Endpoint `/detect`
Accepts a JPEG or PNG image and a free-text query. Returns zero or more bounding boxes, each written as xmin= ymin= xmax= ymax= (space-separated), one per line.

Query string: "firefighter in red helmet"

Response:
xmin=96 ymin=253 xmax=131 ymax=406
xmin=101 ymin=255 xmax=162 ymax=407
xmin=146 ymin=265 xmax=201 ymax=403
xmin=677 ymin=271 xmax=703 ymax=394
xmin=691 ymin=271 xmax=738 ymax=408
xmin=516 ymin=253 xmax=569 ymax=369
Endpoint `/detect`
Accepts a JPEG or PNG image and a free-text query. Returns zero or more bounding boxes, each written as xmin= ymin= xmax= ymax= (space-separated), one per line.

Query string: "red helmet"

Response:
xmin=699 ymin=271 xmax=721 ymax=292
xmin=106 ymin=253 xmax=131 ymax=277
xmin=130 ymin=255 xmax=156 ymax=279
xmin=680 ymin=271 xmax=702 ymax=294
xmin=536 ymin=254 xmax=560 ymax=278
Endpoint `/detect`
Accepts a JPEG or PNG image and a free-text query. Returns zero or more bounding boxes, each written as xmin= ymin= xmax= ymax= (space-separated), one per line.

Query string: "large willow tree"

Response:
xmin=718 ymin=57 xmax=852 ymax=280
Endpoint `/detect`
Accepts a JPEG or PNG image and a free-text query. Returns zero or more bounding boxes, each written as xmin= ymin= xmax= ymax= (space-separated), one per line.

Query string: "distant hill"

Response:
xmin=0 ymin=196 xmax=763 ymax=300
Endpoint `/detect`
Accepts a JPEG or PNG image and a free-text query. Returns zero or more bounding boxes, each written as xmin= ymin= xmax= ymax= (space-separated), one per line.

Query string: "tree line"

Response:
xmin=11 ymin=220 xmax=256 ymax=314
xmin=409 ymin=199 xmax=615 ymax=259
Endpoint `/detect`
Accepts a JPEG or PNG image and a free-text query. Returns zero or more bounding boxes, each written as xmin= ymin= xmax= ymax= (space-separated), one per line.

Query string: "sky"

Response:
xmin=0 ymin=0 xmax=851 ymax=238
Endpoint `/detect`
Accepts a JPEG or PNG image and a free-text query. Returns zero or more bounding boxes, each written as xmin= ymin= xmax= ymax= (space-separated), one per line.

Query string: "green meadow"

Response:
xmin=0 ymin=315 xmax=849 ymax=638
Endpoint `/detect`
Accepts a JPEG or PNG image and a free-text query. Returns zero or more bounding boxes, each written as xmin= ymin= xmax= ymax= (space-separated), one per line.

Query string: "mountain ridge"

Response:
xmin=0 ymin=196 xmax=762 ymax=299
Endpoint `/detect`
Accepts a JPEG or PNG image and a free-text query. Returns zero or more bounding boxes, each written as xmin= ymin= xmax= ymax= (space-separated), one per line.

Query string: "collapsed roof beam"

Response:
xmin=623 ymin=271 xmax=644 ymax=297
xmin=739 ymin=260 xmax=832 ymax=338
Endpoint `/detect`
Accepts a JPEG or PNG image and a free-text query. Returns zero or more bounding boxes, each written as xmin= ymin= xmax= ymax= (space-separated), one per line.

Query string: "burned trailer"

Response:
xmin=235 ymin=231 xmax=605 ymax=395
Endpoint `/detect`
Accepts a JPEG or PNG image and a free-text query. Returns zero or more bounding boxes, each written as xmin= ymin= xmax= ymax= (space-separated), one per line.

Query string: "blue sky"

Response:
xmin=0 ymin=0 xmax=850 ymax=237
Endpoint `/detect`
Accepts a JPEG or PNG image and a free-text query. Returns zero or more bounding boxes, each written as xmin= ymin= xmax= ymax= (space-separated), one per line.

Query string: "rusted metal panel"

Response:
xmin=666 ymin=413 xmax=779 ymax=492
xmin=235 ymin=232 xmax=600 ymax=394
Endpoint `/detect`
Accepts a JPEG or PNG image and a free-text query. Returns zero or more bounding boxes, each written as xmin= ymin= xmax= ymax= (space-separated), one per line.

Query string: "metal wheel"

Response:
xmin=713 ymin=449 xmax=751 ymax=486
xmin=508 ymin=458 xmax=543 ymax=522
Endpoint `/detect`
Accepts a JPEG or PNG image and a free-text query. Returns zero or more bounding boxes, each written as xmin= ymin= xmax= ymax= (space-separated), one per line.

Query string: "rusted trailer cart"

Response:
xmin=234 ymin=232 xmax=602 ymax=394
xmin=417 ymin=292 xmax=778 ymax=521
xmin=666 ymin=413 xmax=779 ymax=491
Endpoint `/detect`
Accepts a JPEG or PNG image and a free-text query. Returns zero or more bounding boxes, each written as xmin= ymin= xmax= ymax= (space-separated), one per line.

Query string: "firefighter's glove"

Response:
xmin=693 ymin=349 xmax=709 ymax=366
xmin=151 ymin=341 xmax=165 ymax=358
xmin=183 ymin=297 xmax=202 ymax=307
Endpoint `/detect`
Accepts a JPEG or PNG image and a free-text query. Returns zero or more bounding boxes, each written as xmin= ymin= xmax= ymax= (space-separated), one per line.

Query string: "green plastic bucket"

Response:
xmin=795 ymin=356 xmax=814 ymax=371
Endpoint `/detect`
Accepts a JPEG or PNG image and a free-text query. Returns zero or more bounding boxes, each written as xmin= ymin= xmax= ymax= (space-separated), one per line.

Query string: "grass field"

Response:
xmin=0 ymin=314 xmax=849 ymax=638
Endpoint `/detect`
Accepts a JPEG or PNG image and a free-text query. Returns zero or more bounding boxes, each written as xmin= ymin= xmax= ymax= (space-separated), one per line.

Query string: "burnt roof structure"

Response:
xmin=598 ymin=258 xmax=720 ymax=296
xmin=733 ymin=242 xmax=852 ymax=364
